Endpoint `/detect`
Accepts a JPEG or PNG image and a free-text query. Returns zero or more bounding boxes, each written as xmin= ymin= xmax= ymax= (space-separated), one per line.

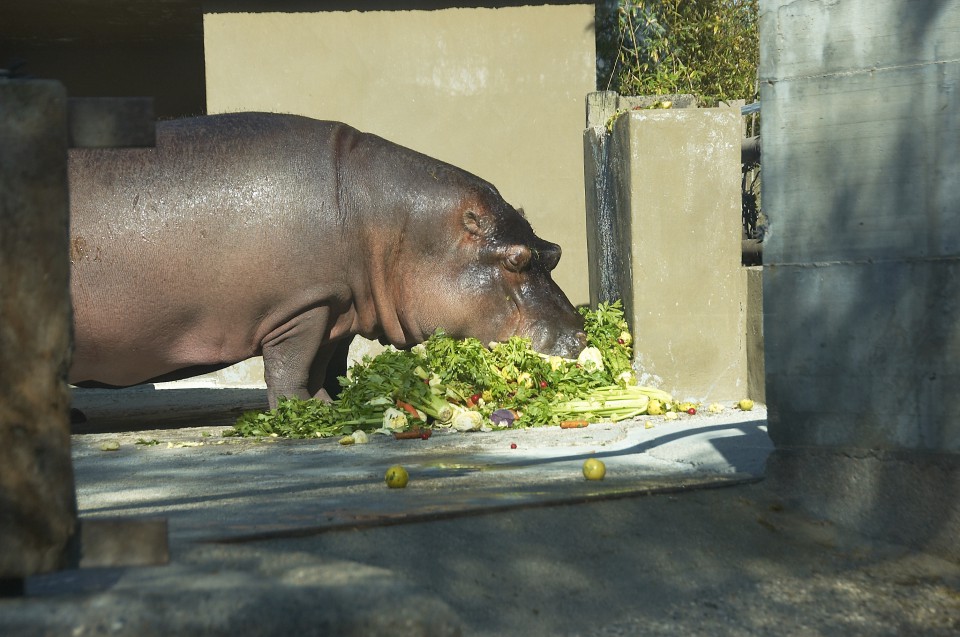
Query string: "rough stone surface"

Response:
xmin=63 ymin=404 xmax=772 ymax=546
xmin=7 ymin=549 xmax=462 ymax=637
xmin=0 ymin=79 xmax=76 ymax=578
xmin=5 ymin=396 xmax=959 ymax=635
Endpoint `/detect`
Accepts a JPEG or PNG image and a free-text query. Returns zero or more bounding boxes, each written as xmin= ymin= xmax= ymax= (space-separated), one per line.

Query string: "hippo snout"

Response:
xmin=532 ymin=328 xmax=587 ymax=360
xmin=558 ymin=330 xmax=589 ymax=359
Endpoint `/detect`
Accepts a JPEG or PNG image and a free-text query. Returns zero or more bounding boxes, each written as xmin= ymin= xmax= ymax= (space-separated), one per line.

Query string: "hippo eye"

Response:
xmin=463 ymin=209 xmax=494 ymax=239
xmin=503 ymin=245 xmax=532 ymax=272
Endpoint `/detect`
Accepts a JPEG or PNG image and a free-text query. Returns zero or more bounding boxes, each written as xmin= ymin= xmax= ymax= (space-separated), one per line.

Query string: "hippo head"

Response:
xmin=389 ymin=179 xmax=587 ymax=359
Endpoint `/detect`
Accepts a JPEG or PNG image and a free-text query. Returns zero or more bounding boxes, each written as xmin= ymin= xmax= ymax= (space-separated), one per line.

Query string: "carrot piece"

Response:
xmin=396 ymin=400 xmax=421 ymax=419
xmin=560 ymin=420 xmax=589 ymax=429
xmin=393 ymin=426 xmax=432 ymax=440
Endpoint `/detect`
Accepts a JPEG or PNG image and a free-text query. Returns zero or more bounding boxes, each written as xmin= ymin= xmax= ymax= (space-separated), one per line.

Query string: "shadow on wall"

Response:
xmin=203 ymin=0 xmax=591 ymax=11
xmin=763 ymin=0 xmax=959 ymax=557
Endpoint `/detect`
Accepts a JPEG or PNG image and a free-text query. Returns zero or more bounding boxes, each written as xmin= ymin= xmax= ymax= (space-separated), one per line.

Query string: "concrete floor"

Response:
xmin=2 ymin=388 xmax=958 ymax=636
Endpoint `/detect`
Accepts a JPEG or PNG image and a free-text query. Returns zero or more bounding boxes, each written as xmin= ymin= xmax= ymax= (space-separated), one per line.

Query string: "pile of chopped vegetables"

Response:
xmin=225 ymin=301 xmax=682 ymax=439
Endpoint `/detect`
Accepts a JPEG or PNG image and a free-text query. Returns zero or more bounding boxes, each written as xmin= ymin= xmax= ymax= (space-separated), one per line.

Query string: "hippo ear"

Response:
xmin=503 ymin=245 xmax=532 ymax=272
xmin=536 ymin=242 xmax=562 ymax=271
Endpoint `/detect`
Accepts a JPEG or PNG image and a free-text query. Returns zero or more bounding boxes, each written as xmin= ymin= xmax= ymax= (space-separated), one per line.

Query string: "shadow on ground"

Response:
xmin=71 ymin=386 xmax=268 ymax=433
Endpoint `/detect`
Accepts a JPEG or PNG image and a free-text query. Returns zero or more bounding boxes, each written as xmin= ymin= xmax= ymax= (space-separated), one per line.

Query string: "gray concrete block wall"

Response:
xmin=761 ymin=0 xmax=960 ymax=558
xmin=762 ymin=0 xmax=960 ymax=265
xmin=765 ymin=259 xmax=960 ymax=451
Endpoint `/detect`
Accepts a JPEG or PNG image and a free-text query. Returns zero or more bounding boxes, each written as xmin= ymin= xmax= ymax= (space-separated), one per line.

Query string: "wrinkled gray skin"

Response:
xmin=68 ymin=113 xmax=586 ymax=408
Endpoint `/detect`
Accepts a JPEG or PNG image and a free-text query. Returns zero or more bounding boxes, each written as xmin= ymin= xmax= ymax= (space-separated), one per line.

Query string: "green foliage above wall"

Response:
xmin=597 ymin=0 xmax=759 ymax=106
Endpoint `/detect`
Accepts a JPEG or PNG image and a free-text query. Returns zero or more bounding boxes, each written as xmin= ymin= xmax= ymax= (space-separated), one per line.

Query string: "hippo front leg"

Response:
xmin=261 ymin=308 xmax=333 ymax=409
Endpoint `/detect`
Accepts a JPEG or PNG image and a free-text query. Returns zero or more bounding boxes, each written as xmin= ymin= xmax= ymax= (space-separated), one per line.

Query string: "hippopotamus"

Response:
xmin=68 ymin=112 xmax=586 ymax=408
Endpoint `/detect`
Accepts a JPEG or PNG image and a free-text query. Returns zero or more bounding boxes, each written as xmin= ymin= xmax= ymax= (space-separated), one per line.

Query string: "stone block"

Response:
xmin=767 ymin=447 xmax=960 ymax=562
xmin=583 ymin=91 xmax=699 ymax=308
xmin=612 ymin=109 xmax=746 ymax=401
xmin=762 ymin=61 xmax=960 ymax=264
xmin=0 ymin=80 xmax=76 ymax=577
xmin=760 ymin=0 xmax=960 ymax=562
xmin=759 ymin=0 xmax=960 ymax=81
xmin=764 ymin=259 xmax=960 ymax=452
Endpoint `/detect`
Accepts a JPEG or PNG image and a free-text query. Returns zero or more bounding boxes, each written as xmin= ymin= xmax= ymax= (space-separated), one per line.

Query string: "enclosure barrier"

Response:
xmin=583 ymin=91 xmax=760 ymax=403
xmin=0 ymin=80 xmax=168 ymax=595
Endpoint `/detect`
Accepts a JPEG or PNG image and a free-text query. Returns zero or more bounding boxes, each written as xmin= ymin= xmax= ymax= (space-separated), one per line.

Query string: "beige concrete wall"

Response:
xmin=612 ymin=109 xmax=748 ymax=402
xmin=203 ymin=5 xmax=595 ymax=305
xmin=192 ymin=5 xmax=594 ymax=388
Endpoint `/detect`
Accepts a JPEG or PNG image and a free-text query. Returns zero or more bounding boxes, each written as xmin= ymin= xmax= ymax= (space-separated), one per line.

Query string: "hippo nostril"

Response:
xmin=552 ymin=330 xmax=587 ymax=359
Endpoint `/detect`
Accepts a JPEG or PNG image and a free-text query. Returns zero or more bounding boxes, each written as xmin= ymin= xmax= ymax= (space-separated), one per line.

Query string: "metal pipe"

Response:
xmin=742 ymin=136 xmax=761 ymax=165
xmin=742 ymin=239 xmax=763 ymax=266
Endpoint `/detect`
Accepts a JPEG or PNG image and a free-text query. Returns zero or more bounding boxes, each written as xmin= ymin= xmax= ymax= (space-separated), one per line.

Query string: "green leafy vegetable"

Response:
xmin=224 ymin=301 xmax=672 ymax=439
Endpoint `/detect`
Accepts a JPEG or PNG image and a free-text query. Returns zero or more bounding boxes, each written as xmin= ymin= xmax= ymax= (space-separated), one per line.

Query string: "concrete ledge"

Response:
xmin=766 ymin=447 xmax=960 ymax=562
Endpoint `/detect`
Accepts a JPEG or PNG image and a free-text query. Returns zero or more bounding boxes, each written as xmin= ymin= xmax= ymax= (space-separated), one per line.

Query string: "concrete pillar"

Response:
xmin=608 ymin=108 xmax=746 ymax=401
xmin=760 ymin=0 xmax=960 ymax=558
xmin=583 ymin=93 xmax=703 ymax=308
xmin=0 ymin=80 xmax=77 ymax=579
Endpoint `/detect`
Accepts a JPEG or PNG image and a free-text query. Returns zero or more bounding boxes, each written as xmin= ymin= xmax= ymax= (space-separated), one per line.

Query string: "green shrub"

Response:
xmin=598 ymin=0 xmax=759 ymax=106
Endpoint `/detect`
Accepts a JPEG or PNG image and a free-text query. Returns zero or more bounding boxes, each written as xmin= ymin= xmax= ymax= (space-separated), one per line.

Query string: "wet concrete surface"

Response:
xmin=2 ymin=388 xmax=958 ymax=636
